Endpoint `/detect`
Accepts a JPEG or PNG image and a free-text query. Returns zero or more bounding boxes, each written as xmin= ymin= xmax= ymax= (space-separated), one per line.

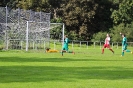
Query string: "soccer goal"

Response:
xmin=26 ymin=21 xmax=65 ymax=51
xmin=0 ymin=6 xmax=65 ymax=51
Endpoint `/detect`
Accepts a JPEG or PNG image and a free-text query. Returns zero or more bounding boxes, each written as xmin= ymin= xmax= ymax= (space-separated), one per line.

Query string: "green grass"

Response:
xmin=0 ymin=48 xmax=133 ymax=88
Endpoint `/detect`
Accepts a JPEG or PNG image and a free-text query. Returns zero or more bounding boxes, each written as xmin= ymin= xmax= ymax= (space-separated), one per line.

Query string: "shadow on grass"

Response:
xmin=0 ymin=56 xmax=96 ymax=62
xmin=0 ymin=65 xmax=133 ymax=83
xmin=0 ymin=53 xmax=133 ymax=83
xmin=0 ymin=56 xmax=132 ymax=62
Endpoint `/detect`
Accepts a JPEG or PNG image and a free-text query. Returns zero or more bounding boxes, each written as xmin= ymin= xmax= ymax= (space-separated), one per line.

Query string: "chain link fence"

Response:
xmin=0 ymin=6 xmax=50 ymax=50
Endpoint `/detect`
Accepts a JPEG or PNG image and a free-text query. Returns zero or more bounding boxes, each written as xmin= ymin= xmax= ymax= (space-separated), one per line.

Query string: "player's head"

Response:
xmin=122 ymin=34 xmax=125 ymax=37
xmin=120 ymin=32 xmax=125 ymax=37
xmin=106 ymin=33 xmax=109 ymax=37
xmin=64 ymin=35 xmax=68 ymax=38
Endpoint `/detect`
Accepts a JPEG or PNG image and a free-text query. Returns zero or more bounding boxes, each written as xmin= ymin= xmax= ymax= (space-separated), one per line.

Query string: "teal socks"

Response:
xmin=122 ymin=52 xmax=124 ymax=56
xmin=126 ymin=50 xmax=131 ymax=52
xmin=122 ymin=50 xmax=131 ymax=56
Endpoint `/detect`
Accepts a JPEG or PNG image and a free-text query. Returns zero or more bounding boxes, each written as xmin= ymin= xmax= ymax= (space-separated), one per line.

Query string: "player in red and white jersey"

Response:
xmin=102 ymin=33 xmax=114 ymax=54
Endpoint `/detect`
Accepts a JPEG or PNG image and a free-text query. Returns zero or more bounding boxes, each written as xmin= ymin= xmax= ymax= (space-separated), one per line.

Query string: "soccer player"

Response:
xmin=120 ymin=33 xmax=132 ymax=56
xmin=62 ymin=35 xmax=69 ymax=52
xmin=102 ymin=33 xmax=114 ymax=54
xmin=61 ymin=35 xmax=74 ymax=56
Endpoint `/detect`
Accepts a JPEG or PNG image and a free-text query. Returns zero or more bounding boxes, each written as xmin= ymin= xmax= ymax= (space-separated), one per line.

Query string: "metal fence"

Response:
xmin=50 ymin=41 xmax=133 ymax=50
xmin=3 ymin=40 xmax=131 ymax=51
xmin=70 ymin=41 xmax=133 ymax=49
xmin=0 ymin=6 xmax=50 ymax=50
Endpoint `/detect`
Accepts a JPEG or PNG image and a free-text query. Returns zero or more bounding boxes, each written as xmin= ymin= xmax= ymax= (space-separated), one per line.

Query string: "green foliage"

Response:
xmin=92 ymin=32 xmax=108 ymax=42
xmin=62 ymin=0 xmax=113 ymax=40
xmin=51 ymin=17 xmax=62 ymax=23
xmin=111 ymin=0 xmax=133 ymax=25
xmin=50 ymin=26 xmax=62 ymax=40
xmin=110 ymin=22 xmax=133 ymax=42
xmin=0 ymin=0 xmax=10 ymax=7
xmin=62 ymin=0 xmax=90 ymax=40
xmin=94 ymin=22 xmax=133 ymax=42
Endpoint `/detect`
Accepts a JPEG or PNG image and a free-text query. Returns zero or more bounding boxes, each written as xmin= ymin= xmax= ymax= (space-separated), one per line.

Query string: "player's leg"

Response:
xmin=126 ymin=50 xmax=131 ymax=52
xmin=125 ymin=45 xmax=131 ymax=52
xmin=62 ymin=46 xmax=75 ymax=55
xmin=62 ymin=46 xmax=67 ymax=52
xmin=107 ymin=45 xmax=114 ymax=53
xmin=66 ymin=47 xmax=75 ymax=54
xmin=68 ymin=51 xmax=75 ymax=54
xmin=121 ymin=46 xmax=126 ymax=56
xmin=61 ymin=47 xmax=67 ymax=56
xmin=121 ymin=50 xmax=125 ymax=56
xmin=62 ymin=50 xmax=67 ymax=52
xmin=121 ymin=45 xmax=132 ymax=56
xmin=102 ymin=44 xmax=106 ymax=54
xmin=125 ymin=49 xmax=133 ymax=55
xmin=125 ymin=46 xmax=133 ymax=54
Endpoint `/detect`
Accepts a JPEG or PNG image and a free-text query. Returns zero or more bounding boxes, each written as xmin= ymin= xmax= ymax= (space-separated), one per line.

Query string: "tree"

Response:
xmin=0 ymin=0 xmax=11 ymax=7
xmin=92 ymin=32 xmax=108 ymax=42
xmin=110 ymin=0 xmax=133 ymax=42
xmin=110 ymin=22 xmax=133 ymax=42
xmin=62 ymin=0 xmax=96 ymax=40
xmin=111 ymin=0 xmax=133 ymax=25
xmin=62 ymin=0 xmax=114 ymax=40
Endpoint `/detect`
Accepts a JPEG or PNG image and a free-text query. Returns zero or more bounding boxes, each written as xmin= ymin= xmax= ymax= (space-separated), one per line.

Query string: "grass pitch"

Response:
xmin=0 ymin=48 xmax=133 ymax=88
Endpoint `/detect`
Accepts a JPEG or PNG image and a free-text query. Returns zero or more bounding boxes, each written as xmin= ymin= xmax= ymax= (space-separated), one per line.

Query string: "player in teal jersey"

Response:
xmin=120 ymin=33 xmax=132 ymax=56
xmin=63 ymin=35 xmax=69 ymax=51
xmin=61 ymin=35 xmax=75 ymax=56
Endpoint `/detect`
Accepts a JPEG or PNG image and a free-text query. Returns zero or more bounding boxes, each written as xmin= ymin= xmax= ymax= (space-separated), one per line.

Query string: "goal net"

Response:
xmin=25 ymin=21 xmax=64 ymax=51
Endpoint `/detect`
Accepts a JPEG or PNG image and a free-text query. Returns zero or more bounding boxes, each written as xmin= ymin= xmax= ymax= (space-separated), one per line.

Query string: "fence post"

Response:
xmin=32 ymin=40 xmax=34 ymax=50
xmin=54 ymin=41 xmax=56 ymax=50
xmin=21 ymin=41 xmax=22 ymax=50
xmin=44 ymin=41 xmax=45 ymax=51
xmin=112 ymin=42 xmax=113 ymax=49
xmin=72 ymin=41 xmax=74 ymax=50
xmin=117 ymin=42 xmax=118 ymax=49
xmin=94 ymin=42 xmax=95 ymax=48
xmin=87 ymin=41 xmax=88 ymax=49
xmin=80 ymin=41 xmax=81 ymax=49
xmin=100 ymin=42 xmax=101 ymax=49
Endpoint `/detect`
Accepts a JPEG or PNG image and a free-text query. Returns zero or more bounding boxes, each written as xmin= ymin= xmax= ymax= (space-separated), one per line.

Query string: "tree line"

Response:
xmin=0 ymin=0 xmax=133 ymax=42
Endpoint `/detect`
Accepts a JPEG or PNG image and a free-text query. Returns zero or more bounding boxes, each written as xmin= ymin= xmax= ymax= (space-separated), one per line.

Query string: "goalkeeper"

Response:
xmin=61 ymin=35 xmax=75 ymax=56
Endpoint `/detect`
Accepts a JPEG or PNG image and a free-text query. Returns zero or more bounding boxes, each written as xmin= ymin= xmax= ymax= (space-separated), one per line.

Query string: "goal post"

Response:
xmin=50 ymin=23 xmax=65 ymax=48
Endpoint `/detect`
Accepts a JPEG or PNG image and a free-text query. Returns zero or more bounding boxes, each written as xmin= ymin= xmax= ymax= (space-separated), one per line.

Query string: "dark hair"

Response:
xmin=122 ymin=34 xmax=126 ymax=37
xmin=65 ymin=35 xmax=68 ymax=37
